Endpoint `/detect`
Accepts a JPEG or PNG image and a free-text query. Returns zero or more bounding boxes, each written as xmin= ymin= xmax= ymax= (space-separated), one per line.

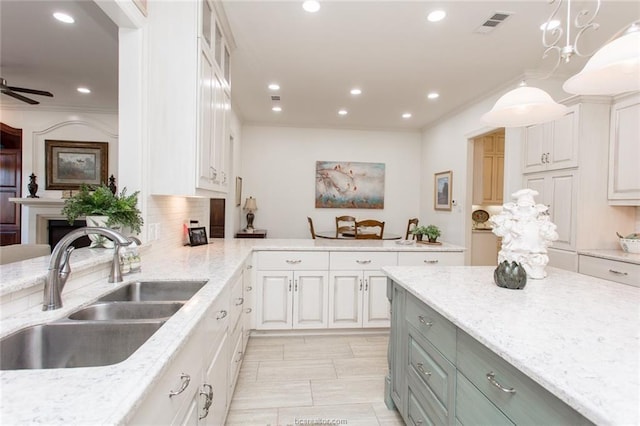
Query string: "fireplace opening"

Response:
xmin=48 ymin=220 xmax=90 ymax=250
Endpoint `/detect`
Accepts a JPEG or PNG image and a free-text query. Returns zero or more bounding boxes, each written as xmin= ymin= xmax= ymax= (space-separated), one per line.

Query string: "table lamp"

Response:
xmin=243 ymin=197 xmax=257 ymax=231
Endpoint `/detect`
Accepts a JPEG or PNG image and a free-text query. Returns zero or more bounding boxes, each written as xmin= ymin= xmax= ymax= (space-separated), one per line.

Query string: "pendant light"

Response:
xmin=563 ymin=21 xmax=640 ymax=95
xmin=482 ymin=82 xmax=568 ymax=128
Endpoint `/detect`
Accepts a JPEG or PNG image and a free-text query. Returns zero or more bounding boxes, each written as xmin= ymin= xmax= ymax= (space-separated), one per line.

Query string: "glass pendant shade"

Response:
xmin=482 ymin=86 xmax=568 ymax=127
xmin=563 ymin=30 xmax=640 ymax=95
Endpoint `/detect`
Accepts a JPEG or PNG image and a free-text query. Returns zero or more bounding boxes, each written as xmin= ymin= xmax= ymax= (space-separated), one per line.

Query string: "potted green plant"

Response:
xmin=424 ymin=224 xmax=441 ymax=243
xmin=410 ymin=225 xmax=428 ymax=242
xmin=62 ymin=184 xmax=143 ymax=247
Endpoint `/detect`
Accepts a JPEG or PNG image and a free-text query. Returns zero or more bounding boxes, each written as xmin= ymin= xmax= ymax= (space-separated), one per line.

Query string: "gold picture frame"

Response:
xmin=434 ymin=170 xmax=452 ymax=211
xmin=45 ymin=140 xmax=109 ymax=190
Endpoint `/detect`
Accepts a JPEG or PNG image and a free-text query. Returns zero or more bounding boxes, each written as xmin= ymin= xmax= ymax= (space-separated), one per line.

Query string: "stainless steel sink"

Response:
xmin=98 ymin=280 xmax=208 ymax=302
xmin=0 ymin=321 xmax=163 ymax=370
xmin=68 ymin=302 xmax=184 ymax=321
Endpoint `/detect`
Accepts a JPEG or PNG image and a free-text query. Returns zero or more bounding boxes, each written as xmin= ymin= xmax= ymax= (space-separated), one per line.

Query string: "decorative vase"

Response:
xmin=494 ymin=261 xmax=527 ymax=289
xmin=27 ymin=173 xmax=39 ymax=198
xmin=490 ymin=188 xmax=559 ymax=279
xmin=85 ymin=215 xmax=116 ymax=249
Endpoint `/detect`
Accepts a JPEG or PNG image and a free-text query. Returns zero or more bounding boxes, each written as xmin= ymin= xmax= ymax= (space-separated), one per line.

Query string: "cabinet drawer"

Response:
xmin=398 ymin=251 xmax=464 ymax=266
xmin=229 ymin=273 xmax=244 ymax=333
xmin=407 ymin=328 xmax=455 ymax=424
xmin=456 ymin=331 xmax=592 ymax=425
xmin=407 ymin=384 xmax=437 ymax=426
xmin=202 ymin=286 xmax=229 ymax=361
xmin=257 ymin=251 xmax=329 ymax=270
xmin=405 ymin=293 xmax=456 ymax=362
xmin=456 ymin=372 xmax=513 ymax=426
xmin=330 ymin=251 xmax=397 ymax=270
xmin=578 ymin=255 xmax=640 ymax=287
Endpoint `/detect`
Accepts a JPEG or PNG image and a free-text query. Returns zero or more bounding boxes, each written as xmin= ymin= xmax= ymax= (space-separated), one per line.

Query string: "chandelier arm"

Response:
xmin=573 ymin=22 xmax=601 ymax=57
xmin=542 ymin=0 xmax=564 ymax=48
xmin=574 ymin=0 xmax=600 ymax=29
xmin=540 ymin=46 xmax=563 ymax=79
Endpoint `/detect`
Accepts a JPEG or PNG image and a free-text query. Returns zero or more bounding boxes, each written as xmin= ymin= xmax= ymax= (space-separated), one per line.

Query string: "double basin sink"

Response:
xmin=0 ymin=280 xmax=208 ymax=370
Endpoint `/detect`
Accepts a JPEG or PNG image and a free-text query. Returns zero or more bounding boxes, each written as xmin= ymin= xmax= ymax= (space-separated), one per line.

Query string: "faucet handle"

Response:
xmin=59 ymin=246 xmax=75 ymax=282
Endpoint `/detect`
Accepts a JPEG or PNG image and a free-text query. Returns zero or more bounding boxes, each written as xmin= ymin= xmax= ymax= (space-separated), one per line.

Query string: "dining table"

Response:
xmin=315 ymin=230 xmax=402 ymax=240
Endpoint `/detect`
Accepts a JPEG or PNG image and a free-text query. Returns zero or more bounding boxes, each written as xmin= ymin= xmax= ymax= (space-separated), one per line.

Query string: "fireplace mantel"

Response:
xmin=10 ymin=197 xmax=67 ymax=244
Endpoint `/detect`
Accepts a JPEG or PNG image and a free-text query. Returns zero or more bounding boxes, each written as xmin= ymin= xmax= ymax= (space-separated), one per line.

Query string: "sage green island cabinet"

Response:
xmin=384 ymin=265 xmax=639 ymax=426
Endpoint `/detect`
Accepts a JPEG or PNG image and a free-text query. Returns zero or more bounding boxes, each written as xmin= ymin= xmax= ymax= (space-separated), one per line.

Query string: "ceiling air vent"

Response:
xmin=474 ymin=11 xmax=513 ymax=34
xmin=271 ymin=95 xmax=281 ymax=101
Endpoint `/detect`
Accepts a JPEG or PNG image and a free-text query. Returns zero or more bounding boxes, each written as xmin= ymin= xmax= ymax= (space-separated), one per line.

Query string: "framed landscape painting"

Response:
xmin=434 ymin=170 xmax=452 ymax=211
xmin=45 ymin=140 xmax=109 ymax=190
xmin=315 ymin=161 xmax=385 ymax=209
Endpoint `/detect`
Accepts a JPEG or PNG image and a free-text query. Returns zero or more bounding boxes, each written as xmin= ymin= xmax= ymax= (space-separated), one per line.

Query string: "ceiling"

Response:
xmin=1 ymin=1 xmax=638 ymax=130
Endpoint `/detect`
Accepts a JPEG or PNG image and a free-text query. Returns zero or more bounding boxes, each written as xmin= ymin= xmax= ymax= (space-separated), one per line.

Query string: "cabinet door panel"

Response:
xmin=609 ymin=96 xmax=640 ymax=201
xmin=523 ymin=124 xmax=547 ymax=173
xmin=549 ymin=173 xmax=575 ymax=250
xmin=202 ymin=333 xmax=229 ymax=426
xmin=293 ymin=271 xmax=329 ymax=328
xmin=548 ymin=108 xmax=578 ymax=170
xmin=197 ymin=48 xmax=215 ymax=190
xmin=456 ymin=372 xmax=513 ymax=426
xmin=363 ymin=272 xmax=390 ymax=327
xmin=328 ymin=272 xmax=362 ymax=328
xmin=256 ymin=272 xmax=292 ymax=329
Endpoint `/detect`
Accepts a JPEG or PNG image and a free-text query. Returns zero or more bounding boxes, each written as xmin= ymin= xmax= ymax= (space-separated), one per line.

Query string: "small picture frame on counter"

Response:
xmin=188 ymin=227 xmax=208 ymax=246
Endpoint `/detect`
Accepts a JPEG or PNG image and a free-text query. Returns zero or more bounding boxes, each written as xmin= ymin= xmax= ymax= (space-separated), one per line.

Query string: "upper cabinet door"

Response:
xmin=608 ymin=94 xmax=640 ymax=205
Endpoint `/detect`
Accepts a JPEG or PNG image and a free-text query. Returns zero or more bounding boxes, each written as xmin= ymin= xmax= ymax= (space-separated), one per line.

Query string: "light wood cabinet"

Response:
xmin=148 ymin=0 xmax=231 ymax=196
xmin=608 ymin=93 xmax=640 ymax=205
xmin=474 ymin=133 xmax=505 ymax=205
xmin=523 ymin=105 xmax=578 ymax=174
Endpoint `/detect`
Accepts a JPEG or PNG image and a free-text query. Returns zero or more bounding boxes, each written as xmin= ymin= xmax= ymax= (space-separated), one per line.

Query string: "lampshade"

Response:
xmin=563 ymin=29 xmax=640 ymax=95
xmin=482 ymin=86 xmax=568 ymax=128
xmin=243 ymin=197 xmax=257 ymax=211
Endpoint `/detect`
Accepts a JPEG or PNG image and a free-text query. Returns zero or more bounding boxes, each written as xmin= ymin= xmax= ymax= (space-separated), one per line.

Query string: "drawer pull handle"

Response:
xmin=608 ymin=269 xmax=628 ymax=276
xmin=418 ymin=315 xmax=433 ymax=327
xmin=245 ymin=307 xmax=252 ymax=313
xmin=356 ymin=260 xmax=372 ymax=264
xmin=216 ymin=310 xmax=227 ymax=320
xmin=486 ymin=372 xmax=516 ymax=394
xmin=198 ymin=383 xmax=213 ymax=419
xmin=246 ymin=286 xmax=253 ymax=291
xmin=416 ymin=362 xmax=432 ymax=377
xmin=423 ymin=259 xmax=439 ymax=264
xmin=169 ymin=373 xmax=191 ymax=397
xmin=286 ymin=259 xmax=302 ymax=264
xmin=235 ymin=297 xmax=244 ymax=306
xmin=246 ymin=265 xmax=253 ymax=269
xmin=236 ymin=351 xmax=243 ymax=363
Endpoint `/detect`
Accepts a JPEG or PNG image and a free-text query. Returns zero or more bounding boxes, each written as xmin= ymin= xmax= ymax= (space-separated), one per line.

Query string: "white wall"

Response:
xmin=0 ymin=108 xmax=119 ymax=197
xmin=241 ymin=125 xmax=421 ymax=238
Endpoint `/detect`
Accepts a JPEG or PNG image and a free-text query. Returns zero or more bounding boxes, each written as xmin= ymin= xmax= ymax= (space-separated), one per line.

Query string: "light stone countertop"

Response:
xmin=0 ymin=238 xmax=464 ymax=425
xmin=578 ymin=248 xmax=640 ymax=265
xmin=382 ymin=265 xmax=640 ymax=426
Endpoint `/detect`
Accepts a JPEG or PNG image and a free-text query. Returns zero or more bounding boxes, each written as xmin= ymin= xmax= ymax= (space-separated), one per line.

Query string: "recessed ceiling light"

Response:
xmin=268 ymin=83 xmax=280 ymax=91
xmin=272 ymin=106 xmax=282 ymax=112
xmin=402 ymin=113 xmax=412 ymax=119
xmin=53 ymin=12 xmax=74 ymax=24
xmin=350 ymin=88 xmax=362 ymax=95
xmin=427 ymin=10 xmax=446 ymax=22
xmin=338 ymin=109 xmax=348 ymax=116
xmin=427 ymin=92 xmax=440 ymax=100
xmin=540 ymin=20 xmax=560 ymax=31
xmin=302 ymin=1 xmax=320 ymax=13
xmin=77 ymin=87 xmax=91 ymax=94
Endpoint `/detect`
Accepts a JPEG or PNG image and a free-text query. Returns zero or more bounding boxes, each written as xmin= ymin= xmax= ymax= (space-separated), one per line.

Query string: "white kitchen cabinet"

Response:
xmin=328 ymin=252 xmax=396 ymax=328
xmin=608 ymin=93 xmax=640 ymax=205
xmin=523 ymin=105 xmax=578 ymax=174
xmin=255 ymin=270 xmax=329 ymax=329
xmin=148 ymin=0 xmax=231 ymax=196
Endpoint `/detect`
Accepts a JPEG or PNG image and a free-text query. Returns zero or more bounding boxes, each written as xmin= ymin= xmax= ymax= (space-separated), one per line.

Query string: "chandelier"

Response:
xmin=483 ymin=0 xmax=640 ymax=128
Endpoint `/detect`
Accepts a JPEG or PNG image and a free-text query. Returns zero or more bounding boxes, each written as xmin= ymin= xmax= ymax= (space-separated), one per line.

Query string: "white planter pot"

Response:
xmin=85 ymin=215 xmax=116 ymax=249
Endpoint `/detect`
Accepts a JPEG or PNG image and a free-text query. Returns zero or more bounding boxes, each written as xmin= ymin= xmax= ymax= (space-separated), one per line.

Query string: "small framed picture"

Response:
xmin=188 ymin=227 xmax=209 ymax=246
xmin=434 ymin=170 xmax=452 ymax=211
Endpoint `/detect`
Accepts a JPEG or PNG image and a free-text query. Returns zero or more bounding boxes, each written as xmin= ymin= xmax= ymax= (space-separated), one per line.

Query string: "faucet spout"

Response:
xmin=43 ymin=227 xmax=132 ymax=311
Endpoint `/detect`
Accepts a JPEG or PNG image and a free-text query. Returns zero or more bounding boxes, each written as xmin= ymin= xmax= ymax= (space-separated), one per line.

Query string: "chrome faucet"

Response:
xmin=43 ymin=227 xmax=132 ymax=311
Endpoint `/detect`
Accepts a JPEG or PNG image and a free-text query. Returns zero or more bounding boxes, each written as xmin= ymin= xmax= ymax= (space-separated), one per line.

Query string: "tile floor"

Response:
xmin=226 ymin=333 xmax=405 ymax=426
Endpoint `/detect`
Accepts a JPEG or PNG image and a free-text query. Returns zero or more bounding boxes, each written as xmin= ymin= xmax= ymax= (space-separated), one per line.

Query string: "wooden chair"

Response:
xmin=405 ymin=218 xmax=419 ymax=240
xmin=335 ymin=215 xmax=356 ymax=237
xmin=307 ymin=217 xmax=316 ymax=239
xmin=354 ymin=219 xmax=385 ymax=239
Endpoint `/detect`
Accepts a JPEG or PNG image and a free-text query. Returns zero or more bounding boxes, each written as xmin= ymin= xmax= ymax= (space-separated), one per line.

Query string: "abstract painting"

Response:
xmin=315 ymin=161 xmax=385 ymax=209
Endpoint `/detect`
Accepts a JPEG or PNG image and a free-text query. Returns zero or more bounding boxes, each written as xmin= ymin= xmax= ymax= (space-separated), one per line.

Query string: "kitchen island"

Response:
xmin=0 ymin=239 xmax=463 ymax=425
xmin=382 ymin=265 xmax=639 ymax=425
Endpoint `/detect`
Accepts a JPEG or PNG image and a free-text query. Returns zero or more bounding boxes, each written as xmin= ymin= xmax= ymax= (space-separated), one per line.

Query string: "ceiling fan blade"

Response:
xmin=1 ymin=90 xmax=39 ymax=104
xmin=7 ymin=85 xmax=53 ymax=97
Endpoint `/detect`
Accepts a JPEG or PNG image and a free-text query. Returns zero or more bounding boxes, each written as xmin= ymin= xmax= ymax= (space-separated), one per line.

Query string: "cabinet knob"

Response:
xmin=168 ymin=373 xmax=191 ymax=397
xmin=416 ymin=362 xmax=432 ymax=377
xmin=235 ymin=297 xmax=244 ymax=306
xmin=418 ymin=315 xmax=433 ymax=327
xmin=216 ymin=310 xmax=227 ymax=320
xmin=246 ymin=286 xmax=253 ymax=291
xmin=245 ymin=307 xmax=252 ymax=313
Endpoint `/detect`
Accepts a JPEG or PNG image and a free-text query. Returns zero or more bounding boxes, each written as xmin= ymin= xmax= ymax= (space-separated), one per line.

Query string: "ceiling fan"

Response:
xmin=1 ymin=78 xmax=54 ymax=105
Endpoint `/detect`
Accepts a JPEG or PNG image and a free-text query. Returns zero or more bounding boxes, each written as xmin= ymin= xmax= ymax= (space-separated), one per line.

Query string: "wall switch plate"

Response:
xmin=148 ymin=223 xmax=158 ymax=241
